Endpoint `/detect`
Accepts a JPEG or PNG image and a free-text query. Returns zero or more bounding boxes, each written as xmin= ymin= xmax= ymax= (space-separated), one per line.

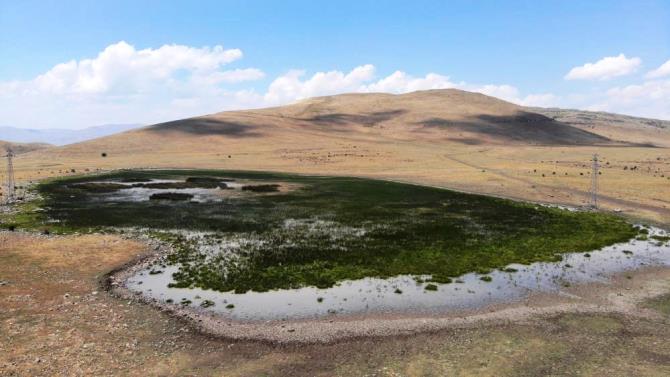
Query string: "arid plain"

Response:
xmin=2 ymin=89 xmax=670 ymax=376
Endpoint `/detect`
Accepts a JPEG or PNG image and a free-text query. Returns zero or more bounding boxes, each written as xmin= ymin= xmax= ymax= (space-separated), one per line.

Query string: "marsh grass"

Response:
xmin=149 ymin=192 xmax=194 ymax=201
xmin=23 ymin=169 xmax=639 ymax=292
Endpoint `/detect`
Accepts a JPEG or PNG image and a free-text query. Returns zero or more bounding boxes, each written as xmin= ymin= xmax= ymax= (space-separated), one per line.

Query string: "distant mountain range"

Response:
xmin=0 ymin=124 xmax=143 ymax=146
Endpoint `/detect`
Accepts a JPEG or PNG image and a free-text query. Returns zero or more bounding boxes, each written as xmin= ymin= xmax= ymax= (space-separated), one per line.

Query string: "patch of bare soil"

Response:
xmin=2 ymin=231 xmax=670 ymax=376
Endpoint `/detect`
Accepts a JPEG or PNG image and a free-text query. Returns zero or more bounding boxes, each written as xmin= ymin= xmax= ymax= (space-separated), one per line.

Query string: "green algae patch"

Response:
xmin=645 ymin=294 xmax=670 ymax=317
xmin=26 ymin=169 xmax=637 ymax=292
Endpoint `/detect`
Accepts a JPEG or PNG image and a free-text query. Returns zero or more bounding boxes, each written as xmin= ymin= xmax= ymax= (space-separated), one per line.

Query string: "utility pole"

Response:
xmin=589 ymin=154 xmax=599 ymax=209
xmin=3 ymin=147 xmax=15 ymax=204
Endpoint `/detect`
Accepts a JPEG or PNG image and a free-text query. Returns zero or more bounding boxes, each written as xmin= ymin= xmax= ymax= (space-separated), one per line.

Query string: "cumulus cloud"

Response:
xmin=4 ymin=41 xmax=668 ymax=129
xmin=646 ymin=59 xmax=670 ymax=79
xmin=0 ymin=41 xmax=266 ymax=128
xmin=361 ymin=71 xmax=457 ymax=93
xmin=602 ymin=79 xmax=670 ymax=119
xmin=21 ymin=41 xmax=249 ymax=96
xmin=264 ymin=65 xmax=376 ymax=104
xmin=469 ymin=84 xmax=520 ymax=102
xmin=517 ymin=93 xmax=560 ymax=107
xmin=565 ymin=54 xmax=641 ymax=81
xmin=264 ymin=65 xmax=543 ymax=104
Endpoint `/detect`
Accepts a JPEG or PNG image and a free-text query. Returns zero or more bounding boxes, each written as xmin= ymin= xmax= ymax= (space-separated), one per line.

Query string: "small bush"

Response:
xmin=424 ymin=283 xmax=438 ymax=291
xmin=200 ymin=300 xmax=215 ymax=308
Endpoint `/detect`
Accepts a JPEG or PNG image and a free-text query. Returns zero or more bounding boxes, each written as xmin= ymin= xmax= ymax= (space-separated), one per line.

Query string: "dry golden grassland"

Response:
xmin=10 ymin=141 xmax=670 ymax=225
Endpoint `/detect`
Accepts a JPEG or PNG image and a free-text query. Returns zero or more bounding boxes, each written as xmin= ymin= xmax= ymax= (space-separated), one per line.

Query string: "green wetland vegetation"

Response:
xmin=2 ymin=169 xmax=639 ymax=293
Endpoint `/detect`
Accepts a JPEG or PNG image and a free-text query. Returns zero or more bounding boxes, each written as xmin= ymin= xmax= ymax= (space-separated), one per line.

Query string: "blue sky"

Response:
xmin=1 ymin=0 xmax=670 ymax=129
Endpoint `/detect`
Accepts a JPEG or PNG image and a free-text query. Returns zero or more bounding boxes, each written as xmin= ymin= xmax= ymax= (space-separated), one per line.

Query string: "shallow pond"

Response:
xmin=126 ymin=226 xmax=670 ymax=321
xmin=33 ymin=170 xmax=658 ymax=319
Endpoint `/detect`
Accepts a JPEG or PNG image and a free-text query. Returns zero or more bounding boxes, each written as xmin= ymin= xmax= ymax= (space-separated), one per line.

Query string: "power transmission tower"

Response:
xmin=588 ymin=154 xmax=599 ymax=209
xmin=3 ymin=147 xmax=15 ymax=204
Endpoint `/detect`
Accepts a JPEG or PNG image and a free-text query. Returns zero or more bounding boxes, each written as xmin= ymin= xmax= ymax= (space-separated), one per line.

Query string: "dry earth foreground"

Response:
xmin=2 ymin=231 xmax=670 ymax=376
xmin=2 ymin=88 xmax=670 ymax=376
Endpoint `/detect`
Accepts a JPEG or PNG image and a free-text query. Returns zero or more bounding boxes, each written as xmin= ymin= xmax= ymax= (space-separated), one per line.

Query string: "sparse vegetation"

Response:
xmin=651 ymin=235 xmax=670 ymax=242
xmin=241 ymin=184 xmax=281 ymax=192
xmin=200 ymin=299 xmax=215 ymax=308
xmin=149 ymin=192 xmax=194 ymax=201
xmin=69 ymin=182 xmax=128 ymax=192
xmin=645 ymin=294 xmax=670 ymax=317
xmin=26 ymin=169 xmax=638 ymax=293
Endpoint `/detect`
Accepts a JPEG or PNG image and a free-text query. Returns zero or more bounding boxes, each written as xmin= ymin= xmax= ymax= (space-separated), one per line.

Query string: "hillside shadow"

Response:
xmin=419 ymin=111 xmax=616 ymax=145
xmin=147 ymin=118 xmax=262 ymax=138
xmin=302 ymin=110 xmax=407 ymax=127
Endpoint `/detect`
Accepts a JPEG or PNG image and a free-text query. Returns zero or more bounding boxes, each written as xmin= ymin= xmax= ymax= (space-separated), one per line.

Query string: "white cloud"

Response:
xmin=602 ymin=79 xmax=670 ymax=119
xmin=264 ymin=65 xmax=376 ymax=104
xmin=469 ymin=84 xmax=520 ymax=102
xmin=23 ymin=41 xmax=248 ymax=96
xmin=362 ymin=71 xmax=457 ymax=93
xmin=3 ymin=41 xmax=668 ymax=129
xmin=646 ymin=59 xmax=670 ymax=79
xmin=0 ymin=41 xmax=266 ymax=128
xmin=565 ymin=54 xmax=641 ymax=81
xmin=517 ymin=93 xmax=560 ymax=107
xmin=559 ymin=79 xmax=670 ymax=120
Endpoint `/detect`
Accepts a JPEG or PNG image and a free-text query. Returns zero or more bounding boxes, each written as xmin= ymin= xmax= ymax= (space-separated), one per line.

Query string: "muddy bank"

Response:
xmin=106 ymin=229 xmax=670 ymax=344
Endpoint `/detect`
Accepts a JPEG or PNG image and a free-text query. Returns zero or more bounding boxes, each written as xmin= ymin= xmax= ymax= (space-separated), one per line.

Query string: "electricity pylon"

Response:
xmin=588 ymin=154 xmax=599 ymax=209
xmin=3 ymin=147 xmax=15 ymax=204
